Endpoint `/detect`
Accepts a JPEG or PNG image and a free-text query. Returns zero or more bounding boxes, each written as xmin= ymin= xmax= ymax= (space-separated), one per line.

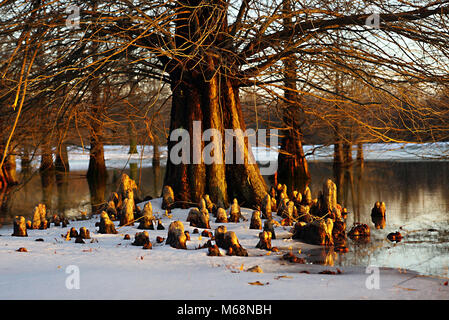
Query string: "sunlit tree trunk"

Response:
xmin=3 ymin=151 xmax=18 ymax=186
xmin=277 ymin=0 xmax=310 ymax=192
xmin=163 ymin=2 xmax=267 ymax=208
xmin=86 ymin=0 xmax=107 ymax=184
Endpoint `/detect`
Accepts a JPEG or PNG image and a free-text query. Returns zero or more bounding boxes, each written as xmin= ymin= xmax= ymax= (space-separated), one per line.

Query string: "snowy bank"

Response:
xmin=14 ymin=142 xmax=449 ymax=172
xmin=0 ymin=198 xmax=448 ymax=300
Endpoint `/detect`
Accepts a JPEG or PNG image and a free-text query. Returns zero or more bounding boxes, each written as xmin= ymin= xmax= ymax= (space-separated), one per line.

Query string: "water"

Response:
xmin=1 ymin=160 xmax=448 ymax=278
xmin=304 ymin=161 xmax=449 ymax=278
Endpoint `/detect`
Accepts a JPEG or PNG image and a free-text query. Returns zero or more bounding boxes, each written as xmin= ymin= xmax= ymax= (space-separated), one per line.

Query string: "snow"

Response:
xmin=1 ymin=198 xmax=448 ymax=300
xmin=2 ymin=142 xmax=448 ymax=299
xmin=15 ymin=142 xmax=449 ymax=172
xmin=302 ymin=142 xmax=449 ymax=162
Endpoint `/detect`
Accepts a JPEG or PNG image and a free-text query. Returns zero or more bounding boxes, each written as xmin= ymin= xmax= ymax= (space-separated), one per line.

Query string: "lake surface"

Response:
xmin=1 ymin=159 xmax=449 ymax=278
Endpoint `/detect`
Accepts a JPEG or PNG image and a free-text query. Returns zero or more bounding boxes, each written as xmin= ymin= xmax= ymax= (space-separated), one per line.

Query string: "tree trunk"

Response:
xmin=87 ymin=133 xmax=107 ymax=180
xmin=277 ymin=117 xmax=310 ymax=192
xmin=334 ymin=135 xmax=344 ymax=168
xmin=164 ymin=72 xmax=267 ymax=209
xmin=21 ymin=146 xmax=32 ymax=181
xmin=86 ymin=0 xmax=107 ymax=183
xmin=86 ymin=102 xmax=107 ymax=214
xmin=343 ymin=141 xmax=352 ymax=166
xmin=55 ymin=143 xmax=70 ymax=172
xmin=40 ymin=165 xmax=54 ymax=212
xmin=152 ymin=136 xmax=160 ymax=167
xmin=277 ymin=0 xmax=311 ymax=193
xmin=86 ymin=84 xmax=107 ymax=182
xmin=0 ymin=145 xmax=17 ymax=189
xmin=3 ymin=152 xmax=18 ymax=186
xmin=39 ymin=144 xmax=54 ymax=172
xmin=277 ymin=102 xmax=310 ymax=192
xmin=87 ymin=166 xmax=106 ymax=215
xmin=128 ymin=122 xmax=138 ymax=154
xmin=356 ymin=143 xmax=364 ymax=162
xmin=163 ymin=1 xmax=267 ymax=208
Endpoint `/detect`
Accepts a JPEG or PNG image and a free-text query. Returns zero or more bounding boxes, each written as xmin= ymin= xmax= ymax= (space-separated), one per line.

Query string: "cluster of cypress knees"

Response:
xmin=11 ymin=203 xmax=94 ymax=244
xmin=12 ymin=173 xmax=400 ymax=258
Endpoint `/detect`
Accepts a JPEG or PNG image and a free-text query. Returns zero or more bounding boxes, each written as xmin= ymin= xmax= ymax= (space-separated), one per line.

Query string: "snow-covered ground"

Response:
xmin=303 ymin=142 xmax=449 ymax=161
xmin=0 ymin=198 xmax=448 ymax=300
xmin=2 ymin=142 xmax=448 ymax=300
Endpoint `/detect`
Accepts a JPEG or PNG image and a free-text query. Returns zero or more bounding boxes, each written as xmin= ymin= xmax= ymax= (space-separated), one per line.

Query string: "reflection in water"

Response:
xmin=152 ymin=162 xmax=161 ymax=198
xmin=277 ymin=160 xmax=449 ymax=277
xmin=40 ymin=168 xmax=54 ymax=212
xmin=0 ymin=188 xmax=12 ymax=228
xmin=277 ymin=172 xmax=311 ymax=195
xmin=307 ymin=247 xmax=337 ymax=266
xmin=371 ymin=214 xmax=386 ymax=230
xmin=87 ymin=170 xmax=107 ymax=216
xmin=55 ymin=170 xmax=69 ymax=216
xmin=129 ymin=162 xmax=138 ymax=182
xmin=354 ymin=162 xmax=364 ymax=223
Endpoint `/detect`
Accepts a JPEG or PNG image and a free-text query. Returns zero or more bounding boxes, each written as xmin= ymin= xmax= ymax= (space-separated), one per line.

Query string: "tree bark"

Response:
xmin=343 ymin=141 xmax=352 ymax=166
xmin=163 ymin=67 xmax=267 ymax=209
xmin=3 ymin=152 xmax=18 ymax=186
xmin=152 ymin=135 xmax=160 ymax=167
xmin=55 ymin=143 xmax=70 ymax=172
xmin=356 ymin=143 xmax=364 ymax=162
xmin=20 ymin=146 xmax=32 ymax=181
xmin=39 ymin=144 xmax=54 ymax=173
xmin=86 ymin=77 xmax=107 ymax=183
xmin=86 ymin=0 xmax=107 ymax=183
xmin=277 ymin=0 xmax=311 ymax=193
xmin=334 ymin=140 xmax=344 ymax=167
xmin=162 ymin=1 xmax=267 ymax=208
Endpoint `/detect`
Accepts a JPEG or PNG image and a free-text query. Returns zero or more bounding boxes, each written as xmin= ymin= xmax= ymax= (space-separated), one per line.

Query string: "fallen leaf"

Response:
xmin=319 ymin=270 xmax=337 ymax=275
xmin=247 ymin=266 xmax=263 ymax=273
xmin=248 ymin=281 xmax=269 ymax=286
xmin=395 ymin=285 xmax=417 ymax=291
xmin=275 ymin=275 xmax=292 ymax=280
